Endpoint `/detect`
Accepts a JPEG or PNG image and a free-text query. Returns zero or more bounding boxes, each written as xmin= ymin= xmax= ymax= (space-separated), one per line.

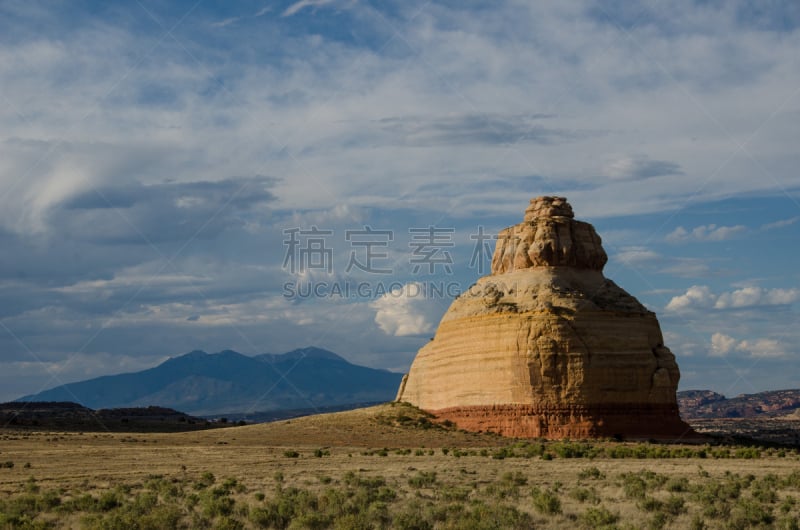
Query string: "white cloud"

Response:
xmin=615 ymin=247 xmax=661 ymax=265
xmin=613 ymin=247 xmax=713 ymax=278
xmin=372 ymin=282 xmax=440 ymax=337
xmin=714 ymin=287 xmax=800 ymax=309
xmin=709 ymin=333 xmax=787 ymax=359
xmin=2 ymin=0 xmax=800 ymax=229
xmin=282 ymin=0 xmax=335 ymax=17
xmin=710 ymin=332 xmax=737 ymax=357
xmin=666 ymin=224 xmax=747 ymax=243
xmin=761 ymin=217 xmax=799 ymax=231
xmin=737 ymin=338 xmax=786 ymax=359
xmin=666 ymin=285 xmax=800 ymax=312
xmin=603 ymin=155 xmax=682 ymax=180
xmin=665 ymin=285 xmax=716 ymax=311
xmin=0 ymin=1 xmax=799 ymax=398
xmin=210 ymin=17 xmax=239 ymax=28
xmin=659 ymin=259 xmax=713 ymax=278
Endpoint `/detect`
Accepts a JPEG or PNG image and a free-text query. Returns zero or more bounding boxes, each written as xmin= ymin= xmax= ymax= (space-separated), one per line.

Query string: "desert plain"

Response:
xmin=1 ymin=403 xmax=799 ymax=529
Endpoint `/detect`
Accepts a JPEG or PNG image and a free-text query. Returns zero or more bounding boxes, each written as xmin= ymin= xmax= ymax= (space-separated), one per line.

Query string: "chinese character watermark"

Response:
xmin=469 ymin=225 xmax=496 ymax=275
xmin=282 ymin=226 xmax=334 ymax=273
xmin=408 ymin=226 xmax=455 ymax=274
xmin=345 ymin=226 xmax=394 ymax=274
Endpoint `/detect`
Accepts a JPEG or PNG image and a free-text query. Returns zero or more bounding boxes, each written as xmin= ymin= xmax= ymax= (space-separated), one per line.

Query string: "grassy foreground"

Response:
xmin=0 ymin=403 xmax=799 ymax=529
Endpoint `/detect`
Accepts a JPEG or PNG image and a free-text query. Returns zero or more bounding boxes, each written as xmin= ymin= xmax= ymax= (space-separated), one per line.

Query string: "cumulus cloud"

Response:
xmin=665 ymin=285 xmax=716 ymax=312
xmin=666 ymin=224 xmax=747 ymax=243
xmin=666 ymin=285 xmax=800 ymax=312
xmin=603 ymin=155 xmax=683 ymax=180
xmin=709 ymin=333 xmax=787 ymax=359
xmin=372 ymin=282 xmax=440 ymax=337
xmin=737 ymin=339 xmax=787 ymax=359
xmin=710 ymin=332 xmax=737 ymax=357
xmin=715 ymin=287 xmax=800 ymax=309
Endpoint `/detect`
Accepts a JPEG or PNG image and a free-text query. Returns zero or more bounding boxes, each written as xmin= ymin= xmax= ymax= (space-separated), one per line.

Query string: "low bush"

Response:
xmin=408 ymin=471 xmax=437 ymax=489
xmin=531 ymin=486 xmax=561 ymax=515
xmin=570 ymin=486 xmax=600 ymax=504
xmin=578 ymin=466 xmax=605 ymax=480
xmin=580 ymin=506 xmax=619 ymax=527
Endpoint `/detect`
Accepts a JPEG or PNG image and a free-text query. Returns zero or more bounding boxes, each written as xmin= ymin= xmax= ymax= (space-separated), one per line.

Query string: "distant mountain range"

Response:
xmin=677 ymin=389 xmax=800 ymax=419
xmin=16 ymin=347 xmax=404 ymax=416
xmin=17 ymin=351 xmax=798 ymax=422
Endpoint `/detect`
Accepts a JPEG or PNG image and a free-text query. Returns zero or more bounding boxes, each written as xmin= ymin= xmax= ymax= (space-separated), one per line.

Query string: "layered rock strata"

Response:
xmin=396 ymin=196 xmax=693 ymax=439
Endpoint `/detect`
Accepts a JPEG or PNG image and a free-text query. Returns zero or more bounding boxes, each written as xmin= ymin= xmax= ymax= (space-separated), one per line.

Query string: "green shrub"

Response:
xmin=665 ymin=477 xmax=690 ymax=492
xmin=195 ymin=471 xmax=216 ymax=489
xmin=622 ymin=475 xmax=647 ymax=499
xmin=140 ymin=503 xmax=184 ymax=529
xmin=551 ymin=442 xmax=599 ymax=459
xmin=213 ymin=516 xmax=244 ymax=530
xmin=648 ymin=512 xmax=668 ymax=530
xmin=733 ymin=447 xmax=761 ymax=459
xmin=438 ymin=485 xmax=471 ymax=502
xmin=491 ymin=447 xmax=512 ymax=460
xmin=97 ymin=490 xmax=122 ymax=511
xmin=663 ymin=494 xmax=687 ymax=516
xmin=531 ymin=486 xmax=562 ymax=515
xmin=394 ymin=501 xmax=433 ymax=530
xmin=726 ymin=499 xmax=774 ymax=529
xmin=689 ymin=514 xmax=707 ymax=530
xmin=784 ymin=472 xmax=800 ymax=489
xmin=580 ymin=506 xmax=619 ymax=527
xmin=578 ymin=466 xmax=605 ymax=480
xmin=501 ymin=471 xmax=527 ymax=486
xmin=408 ymin=471 xmax=437 ymax=489
xmin=570 ymin=486 xmax=600 ymax=504
xmin=638 ymin=496 xmax=663 ymax=512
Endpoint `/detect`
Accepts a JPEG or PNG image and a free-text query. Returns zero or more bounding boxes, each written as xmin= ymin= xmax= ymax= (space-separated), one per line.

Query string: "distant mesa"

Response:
xmin=396 ymin=196 xmax=695 ymax=440
xmin=677 ymin=389 xmax=800 ymax=419
xmin=0 ymin=401 xmax=217 ymax=432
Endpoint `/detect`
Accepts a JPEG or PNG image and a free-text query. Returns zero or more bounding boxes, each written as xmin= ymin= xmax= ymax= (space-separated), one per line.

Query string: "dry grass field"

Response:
xmin=1 ymin=403 xmax=799 ymax=529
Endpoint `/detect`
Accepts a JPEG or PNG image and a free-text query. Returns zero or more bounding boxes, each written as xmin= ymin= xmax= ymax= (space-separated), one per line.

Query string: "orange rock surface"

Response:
xmin=396 ymin=196 xmax=694 ymax=440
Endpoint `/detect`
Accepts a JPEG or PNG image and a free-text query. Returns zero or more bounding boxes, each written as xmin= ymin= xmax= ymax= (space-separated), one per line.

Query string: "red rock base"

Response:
xmin=431 ymin=403 xmax=699 ymax=441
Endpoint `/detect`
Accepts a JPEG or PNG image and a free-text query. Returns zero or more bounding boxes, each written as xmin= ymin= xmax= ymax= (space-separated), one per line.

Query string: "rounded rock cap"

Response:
xmin=524 ymin=196 xmax=574 ymax=221
xmin=492 ymin=195 xmax=607 ymax=273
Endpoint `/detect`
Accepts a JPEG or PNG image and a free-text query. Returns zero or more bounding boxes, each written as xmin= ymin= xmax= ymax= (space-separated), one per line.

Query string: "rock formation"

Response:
xmin=396 ymin=196 xmax=694 ymax=440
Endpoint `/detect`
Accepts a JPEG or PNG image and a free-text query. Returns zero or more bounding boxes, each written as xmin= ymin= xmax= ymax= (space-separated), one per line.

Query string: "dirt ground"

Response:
xmin=1 ymin=404 xmax=799 ymax=529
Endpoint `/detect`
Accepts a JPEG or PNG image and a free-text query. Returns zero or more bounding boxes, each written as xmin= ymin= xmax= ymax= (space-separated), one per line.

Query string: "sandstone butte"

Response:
xmin=396 ymin=196 xmax=695 ymax=440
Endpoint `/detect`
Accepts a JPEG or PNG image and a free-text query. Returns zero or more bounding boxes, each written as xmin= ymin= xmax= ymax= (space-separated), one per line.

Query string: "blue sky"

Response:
xmin=1 ymin=0 xmax=798 ymax=402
